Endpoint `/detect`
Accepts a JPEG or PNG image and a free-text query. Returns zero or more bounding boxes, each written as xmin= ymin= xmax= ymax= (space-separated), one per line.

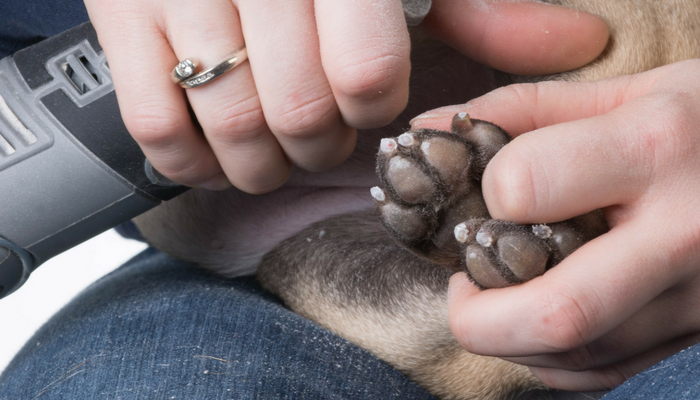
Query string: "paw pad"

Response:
xmin=373 ymin=114 xmax=608 ymax=289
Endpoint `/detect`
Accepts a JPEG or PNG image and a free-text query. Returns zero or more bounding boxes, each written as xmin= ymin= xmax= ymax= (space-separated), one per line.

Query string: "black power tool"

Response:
xmin=0 ymin=22 xmax=188 ymax=299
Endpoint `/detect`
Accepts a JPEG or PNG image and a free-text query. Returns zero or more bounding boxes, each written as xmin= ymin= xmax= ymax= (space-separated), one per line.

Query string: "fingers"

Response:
xmin=85 ymin=0 xmax=226 ymax=189
xmin=234 ymin=0 xmax=355 ymax=173
xmin=413 ymin=65 xmax=665 ymax=137
xmin=529 ymin=333 xmax=700 ymax=391
xmin=482 ymin=104 xmax=661 ymax=223
xmin=504 ymin=275 xmax=700 ymax=371
xmin=415 ymin=66 xmax=675 ymax=224
xmin=480 ymin=67 xmax=690 ymax=224
xmin=90 ymin=0 xmax=413 ymax=193
xmin=423 ymin=0 xmax=610 ymax=75
xmin=314 ymin=0 xmax=411 ymax=129
xmin=448 ymin=213 xmax=691 ymax=358
xmin=440 ymin=60 xmax=700 ymax=392
xmin=165 ymin=0 xmax=292 ymax=193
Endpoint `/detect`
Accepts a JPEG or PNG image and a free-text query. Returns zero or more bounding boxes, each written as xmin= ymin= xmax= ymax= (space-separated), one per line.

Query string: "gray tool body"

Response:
xmin=0 ymin=22 xmax=187 ymax=299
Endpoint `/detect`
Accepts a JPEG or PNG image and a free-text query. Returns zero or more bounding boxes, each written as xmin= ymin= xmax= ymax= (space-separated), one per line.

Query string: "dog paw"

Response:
xmin=453 ymin=217 xmax=606 ymax=289
xmin=372 ymin=113 xmax=608 ymax=289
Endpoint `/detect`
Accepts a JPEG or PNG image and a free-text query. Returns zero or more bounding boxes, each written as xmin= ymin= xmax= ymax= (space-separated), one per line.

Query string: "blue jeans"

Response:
xmin=2 ymin=248 xmax=700 ymax=400
xmin=2 ymin=1 xmax=700 ymax=399
xmin=0 ymin=249 xmax=436 ymax=399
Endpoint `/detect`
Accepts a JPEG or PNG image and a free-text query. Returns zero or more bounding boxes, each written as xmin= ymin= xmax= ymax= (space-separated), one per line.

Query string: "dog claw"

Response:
xmin=454 ymin=223 xmax=470 ymax=243
xmin=532 ymin=224 xmax=553 ymax=239
xmin=451 ymin=112 xmax=473 ymax=133
xmin=476 ymin=230 xmax=495 ymax=247
xmin=380 ymin=138 xmax=398 ymax=155
xmin=370 ymin=186 xmax=386 ymax=202
xmin=398 ymin=132 xmax=417 ymax=147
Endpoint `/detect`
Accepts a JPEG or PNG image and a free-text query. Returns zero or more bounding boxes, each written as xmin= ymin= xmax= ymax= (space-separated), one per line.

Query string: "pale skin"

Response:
xmin=413 ymin=60 xmax=700 ymax=391
xmin=84 ymin=0 xmax=691 ymax=392
xmin=82 ymin=0 xmax=606 ymax=193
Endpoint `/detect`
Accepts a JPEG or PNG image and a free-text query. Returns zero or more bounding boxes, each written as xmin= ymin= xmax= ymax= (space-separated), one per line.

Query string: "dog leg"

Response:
xmin=257 ymin=211 xmax=544 ymax=399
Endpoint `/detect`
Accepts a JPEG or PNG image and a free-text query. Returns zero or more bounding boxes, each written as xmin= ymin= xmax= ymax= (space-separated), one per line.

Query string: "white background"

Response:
xmin=0 ymin=230 xmax=147 ymax=373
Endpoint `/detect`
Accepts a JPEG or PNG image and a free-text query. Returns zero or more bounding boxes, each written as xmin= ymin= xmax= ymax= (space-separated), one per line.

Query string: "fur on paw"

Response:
xmin=373 ymin=113 xmax=608 ymax=289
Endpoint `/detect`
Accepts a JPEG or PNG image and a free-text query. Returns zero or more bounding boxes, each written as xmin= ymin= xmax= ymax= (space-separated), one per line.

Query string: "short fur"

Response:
xmin=134 ymin=1 xmax=700 ymax=399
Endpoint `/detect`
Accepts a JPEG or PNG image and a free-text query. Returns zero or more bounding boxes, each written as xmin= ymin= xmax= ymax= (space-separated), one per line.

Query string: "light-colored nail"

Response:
xmin=398 ymin=133 xmax=417 ymax=147
xmin=380 ymin=138 xmax=398 ymax=155
xmin=370 ymin=186 xmax=386 ymax=202
xmin=532 ymin=224 xmax=553 ymax=239
xmin=454 ymin=223 xmax=470 ymax=243
xmin=476 ymin=230 xmax=495 ymax=247
xmin=408 ymin=113 xmax=453 ymax=126
xmin=452 ymin=112 xmax=474 ymax=131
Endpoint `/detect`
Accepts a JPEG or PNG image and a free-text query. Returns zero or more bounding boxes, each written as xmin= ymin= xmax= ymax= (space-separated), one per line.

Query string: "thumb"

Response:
xmin=411 ymin=65 xmax=668 ymax=223
xmin=422 ymin=0 xmax=609 ymax=76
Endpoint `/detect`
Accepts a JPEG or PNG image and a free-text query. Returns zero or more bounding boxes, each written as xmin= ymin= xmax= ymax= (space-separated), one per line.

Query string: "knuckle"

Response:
xmin=204 ymin=97 xmax=267 ymax=145
xmin=124 ymin=103 xmax=184 ymax=148
xmin=534 ymin=289 xmax=601 ymax=352
xmin=654 ymin=92 xmax=699 ymax=160
xmin=240 ymin=174 xmax=289 ymax=195
xmin=158 ymin=165 xmax=198 ymax=185
xmin=271 ymin=90 xmax=338 ymax=139
xmin=498 ymin=83 xmax=540 ymax=113
xmin=148 ymin=154 xmax=200 ymax=185
xmin=331 ymin=51 xmax=409 ymax=100
xmin=620 ymin=92 xmax=700 ymax=186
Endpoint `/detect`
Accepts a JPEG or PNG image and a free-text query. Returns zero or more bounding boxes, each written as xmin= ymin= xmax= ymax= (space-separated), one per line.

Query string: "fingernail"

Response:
xmin=198 ymin=174 xmax=232 ymax=191
xmin=409 ymin=113 xmax=453 ymax=126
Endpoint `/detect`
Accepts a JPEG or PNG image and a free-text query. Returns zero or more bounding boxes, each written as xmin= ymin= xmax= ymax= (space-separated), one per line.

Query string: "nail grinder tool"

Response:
xmin=0 ymin=22 xmax=188 ymax=299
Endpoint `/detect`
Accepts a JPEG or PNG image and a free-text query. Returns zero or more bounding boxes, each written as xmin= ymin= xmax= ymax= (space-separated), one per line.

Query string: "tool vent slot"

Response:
xmin=0 ymin=93 xmax=37 ymax=152
xmin=0 ymin=132 xmax=15 ymax=156
xmin=61 ymin=54 xmax=101 ymax=95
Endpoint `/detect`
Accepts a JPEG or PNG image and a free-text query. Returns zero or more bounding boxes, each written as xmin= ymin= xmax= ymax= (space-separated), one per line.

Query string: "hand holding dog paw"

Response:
xmin=415 ymin=59 xmax=700 ymax=391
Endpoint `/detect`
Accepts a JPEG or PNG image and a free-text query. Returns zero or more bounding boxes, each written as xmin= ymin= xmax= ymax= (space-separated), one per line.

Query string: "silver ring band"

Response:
xmin=171 ymin=48 xmax=248 ymax=89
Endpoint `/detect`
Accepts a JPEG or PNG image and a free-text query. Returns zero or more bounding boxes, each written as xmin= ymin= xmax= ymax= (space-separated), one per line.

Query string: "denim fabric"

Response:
xmin=601 ymin=344 xmax=700 ymax=400
xmin=0 ymin=0 xmax=89 ymax=58
xmin=0 ymin=249 xmax=437 ymax=399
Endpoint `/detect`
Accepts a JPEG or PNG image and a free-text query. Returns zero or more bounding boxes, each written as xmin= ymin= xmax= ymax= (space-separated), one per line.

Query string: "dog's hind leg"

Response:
xmin=257 ymin=210 xmax=543 ymax=400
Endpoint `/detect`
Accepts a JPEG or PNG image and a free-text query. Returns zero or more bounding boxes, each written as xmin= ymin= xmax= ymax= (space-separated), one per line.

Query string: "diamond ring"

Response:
xmin=170 ymin=47 xmax=248 ymax=89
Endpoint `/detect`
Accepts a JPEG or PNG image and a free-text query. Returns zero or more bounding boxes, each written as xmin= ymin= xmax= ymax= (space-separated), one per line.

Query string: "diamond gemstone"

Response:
xmin=178 ymin=61 xmax=194 ymax=77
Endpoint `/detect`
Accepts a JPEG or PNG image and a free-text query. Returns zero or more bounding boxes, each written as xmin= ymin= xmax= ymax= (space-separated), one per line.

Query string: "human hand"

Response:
xmin=413 ymin=59 xmax=700 ymax=391
xmin=84 ymin=0 xmax=412 ymax=192
xmin=83 ymin=0 xmax=608 ymax=193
